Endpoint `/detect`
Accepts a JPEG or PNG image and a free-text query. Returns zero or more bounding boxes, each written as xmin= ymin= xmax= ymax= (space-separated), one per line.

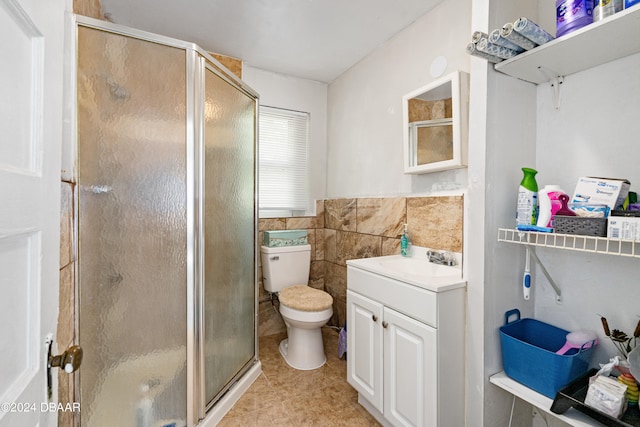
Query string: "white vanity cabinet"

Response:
xmin=346 ymin=257 xmax=466 ymax=427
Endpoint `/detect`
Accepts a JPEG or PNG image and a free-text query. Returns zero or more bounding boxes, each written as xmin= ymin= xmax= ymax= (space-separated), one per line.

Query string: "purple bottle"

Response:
xmin=556 ymin=0 xmax=594 ymax=38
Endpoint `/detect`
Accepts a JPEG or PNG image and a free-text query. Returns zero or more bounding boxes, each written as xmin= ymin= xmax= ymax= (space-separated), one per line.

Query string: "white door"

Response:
xmin=383 ymin=307 xmax=437 ymax=427
xmin=0 ymin=0 xmax=65 ymax=425
xmin=346 ymin=290 xmax=384 ymax=412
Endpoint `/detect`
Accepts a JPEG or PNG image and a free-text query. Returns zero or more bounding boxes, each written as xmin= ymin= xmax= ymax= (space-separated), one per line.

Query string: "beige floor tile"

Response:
xmin=221 ymin=328 xmax=380 ymax=427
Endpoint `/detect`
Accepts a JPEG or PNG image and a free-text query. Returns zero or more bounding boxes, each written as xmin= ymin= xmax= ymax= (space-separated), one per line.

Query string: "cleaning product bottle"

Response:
xmin=516 ymin=167 xmax=538 ymax=226
xmin=536 ymin=185 xmax=566 ymax=228
xmin=400 ymin=223 xmax=411 ymax=257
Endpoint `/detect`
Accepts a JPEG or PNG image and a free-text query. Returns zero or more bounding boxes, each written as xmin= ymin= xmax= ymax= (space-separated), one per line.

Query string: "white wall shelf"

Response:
xmin=497 ymin=228 xmax=640 ymax=258
xmin=494 ymin=6 xmax=640 ymax=85
xmin=490 ymin=372 xmax=608 ymax=427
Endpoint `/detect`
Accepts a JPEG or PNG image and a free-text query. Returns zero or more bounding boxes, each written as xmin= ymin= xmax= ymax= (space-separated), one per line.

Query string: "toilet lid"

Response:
xmin=279 ymin=285 xmax=333 ymax=312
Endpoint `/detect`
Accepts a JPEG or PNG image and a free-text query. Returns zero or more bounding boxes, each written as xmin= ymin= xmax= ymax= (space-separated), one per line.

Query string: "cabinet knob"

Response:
xmin=382 ymin=321 xmax=388 ymax=328
xmin=372 ymin=314 xmax=378 ymax=322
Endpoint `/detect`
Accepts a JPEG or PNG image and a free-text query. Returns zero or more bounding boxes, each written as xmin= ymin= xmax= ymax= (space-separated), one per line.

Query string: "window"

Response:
xmin=258 ymin=106 xmax=310 ymax=217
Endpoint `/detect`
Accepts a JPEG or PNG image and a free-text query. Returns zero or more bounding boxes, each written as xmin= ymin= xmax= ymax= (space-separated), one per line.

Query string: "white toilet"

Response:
xmin=261 ymin=244 xmax=333 ymax=370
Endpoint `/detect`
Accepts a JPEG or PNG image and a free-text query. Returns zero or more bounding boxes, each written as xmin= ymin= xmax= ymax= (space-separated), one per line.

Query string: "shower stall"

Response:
xmin=70 ymin=16 xmax=259 ymax=426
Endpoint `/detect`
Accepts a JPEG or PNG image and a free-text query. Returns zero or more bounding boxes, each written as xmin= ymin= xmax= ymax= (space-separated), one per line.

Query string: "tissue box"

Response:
xmin=607 ymin=216 xmax=640 ymax=241
xmin=262 ymin=229 xmax=308 ymax=247
xmin=571 ymin=177 xmax=630 ymax=211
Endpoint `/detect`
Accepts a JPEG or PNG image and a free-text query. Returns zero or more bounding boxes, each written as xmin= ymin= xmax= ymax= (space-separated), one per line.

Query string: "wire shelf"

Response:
xmin=497 ymin=228 xmax=640 ymax=258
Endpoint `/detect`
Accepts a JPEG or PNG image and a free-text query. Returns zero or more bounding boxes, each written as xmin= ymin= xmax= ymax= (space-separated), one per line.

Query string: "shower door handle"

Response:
xmin=80 ymin=184 xmax=112 ymax=194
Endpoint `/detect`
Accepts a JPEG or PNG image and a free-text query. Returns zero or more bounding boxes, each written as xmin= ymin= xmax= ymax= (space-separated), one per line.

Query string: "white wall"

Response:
xmin=326 ymin=0 xmax=472 ymax=199
xmin=468 ymin=0 xmax=540 ymax=424
xmin=475 ymin=1 xmax=640 ymax=425
xmin=533 ymin=52 xmax=640 ymax=366
xmin=242 ymin=66 xmax=328 ymax=214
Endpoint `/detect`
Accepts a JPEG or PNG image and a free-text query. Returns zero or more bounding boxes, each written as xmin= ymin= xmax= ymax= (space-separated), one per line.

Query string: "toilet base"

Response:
xmin=279 ymin=328 xmax=327 ymax=370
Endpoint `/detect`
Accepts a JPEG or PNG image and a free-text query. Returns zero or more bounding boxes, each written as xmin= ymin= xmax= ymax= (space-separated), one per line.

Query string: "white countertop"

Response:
xmin=346 ymin=253 xmax=465 ymax=293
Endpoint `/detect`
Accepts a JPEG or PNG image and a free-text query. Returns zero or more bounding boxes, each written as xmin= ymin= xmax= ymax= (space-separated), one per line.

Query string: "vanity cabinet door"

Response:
xmin=383 ymin=307 xmax=437 ymax=427
xmin=347 ymin=290 xmax=384 ymax=412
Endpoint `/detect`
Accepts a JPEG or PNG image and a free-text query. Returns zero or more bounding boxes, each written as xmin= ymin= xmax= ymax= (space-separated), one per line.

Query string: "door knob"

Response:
xmin=49 ymin=345 xmax=83 ymax=373
xmin=382 ymin=321 xmax=388 ymax=328
xmin=46 ymin=338 xmax=83 ymax=400
xmin=372 ymin=314 xmax=378 ymax=322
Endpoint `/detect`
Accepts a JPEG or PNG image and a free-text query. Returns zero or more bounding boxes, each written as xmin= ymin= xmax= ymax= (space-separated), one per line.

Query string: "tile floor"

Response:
xmin=218 ymin=328 xmax=381 ymax=426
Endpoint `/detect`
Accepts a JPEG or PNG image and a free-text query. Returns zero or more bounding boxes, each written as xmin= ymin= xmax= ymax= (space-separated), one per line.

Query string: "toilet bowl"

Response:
xmin=278 ymin=285 xmax=333 ymax=370
xmin=261 ymin=244 xmax=334 ymax=370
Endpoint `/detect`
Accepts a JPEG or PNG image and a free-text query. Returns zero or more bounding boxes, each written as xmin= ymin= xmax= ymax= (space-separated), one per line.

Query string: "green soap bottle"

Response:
xmin=516 ymin=167 xmax=538 ymax=226
xmin=400 ymin=223 xmax=411 ymax=257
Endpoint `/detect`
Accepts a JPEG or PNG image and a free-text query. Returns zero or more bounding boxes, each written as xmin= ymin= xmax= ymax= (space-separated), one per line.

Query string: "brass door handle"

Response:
xmin=49 ymin=345 xmax=83 ymax=373
xmin=46 ymin=338 xmax=83 ymax=400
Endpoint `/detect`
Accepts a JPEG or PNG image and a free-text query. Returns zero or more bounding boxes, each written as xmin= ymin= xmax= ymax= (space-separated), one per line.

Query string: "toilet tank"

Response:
xmin=261 ymin=244 xmax=311 ymax=292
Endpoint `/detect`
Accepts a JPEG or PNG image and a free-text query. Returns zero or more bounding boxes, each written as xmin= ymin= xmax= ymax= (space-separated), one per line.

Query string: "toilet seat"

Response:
xmin=277 ymin=286 xmax=334 ymax=370
xmin=279 ymin=285 xmax=333 ymax=311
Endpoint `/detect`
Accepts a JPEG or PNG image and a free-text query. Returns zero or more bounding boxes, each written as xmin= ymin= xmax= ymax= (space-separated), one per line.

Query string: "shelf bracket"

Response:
xmin=527 ymin=246 xmax=562 ymax=303
xmin=537 ymin=66 xmax=564 ymax=110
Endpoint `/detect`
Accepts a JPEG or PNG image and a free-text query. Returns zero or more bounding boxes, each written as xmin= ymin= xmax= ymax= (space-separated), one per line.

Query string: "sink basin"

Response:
xmin=346 ymin=254 xmax=464 ymax=292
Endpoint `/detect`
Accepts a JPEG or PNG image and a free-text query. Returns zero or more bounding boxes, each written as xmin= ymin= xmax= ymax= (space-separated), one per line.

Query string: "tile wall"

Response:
xmin=258 ymin=195 xmax=464 ymax=336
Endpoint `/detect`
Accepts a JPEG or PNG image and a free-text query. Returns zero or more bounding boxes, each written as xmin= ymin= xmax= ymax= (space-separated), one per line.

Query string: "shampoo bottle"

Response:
xmin=536 ymin=185 xmax=566 ymax=228
xmin=400 ymin=223 xmax=411 ymax=257
xmin=516 ymin=167 xmax=538 ymax=226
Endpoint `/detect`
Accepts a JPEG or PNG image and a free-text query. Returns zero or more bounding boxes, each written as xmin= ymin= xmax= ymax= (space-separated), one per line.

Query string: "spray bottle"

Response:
xmin=516 ymin=167 xmax=538 ymax=226
xmin=536 ymin=185 xmax=566 ymax=228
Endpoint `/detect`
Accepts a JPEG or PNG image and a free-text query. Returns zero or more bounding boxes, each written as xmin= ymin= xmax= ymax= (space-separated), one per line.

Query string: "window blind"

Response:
xmin=258 ymin=106 xmax=309 ymax=214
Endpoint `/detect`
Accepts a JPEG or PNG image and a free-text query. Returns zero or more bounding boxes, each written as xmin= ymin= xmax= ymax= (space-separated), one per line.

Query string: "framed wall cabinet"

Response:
xmin=402 ymin=70 xmax=469 ymax=174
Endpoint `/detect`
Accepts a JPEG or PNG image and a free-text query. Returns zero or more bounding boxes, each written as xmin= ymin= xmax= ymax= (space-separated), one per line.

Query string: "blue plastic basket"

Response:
xmin=499 ymin=309 xmax=596 ymax=399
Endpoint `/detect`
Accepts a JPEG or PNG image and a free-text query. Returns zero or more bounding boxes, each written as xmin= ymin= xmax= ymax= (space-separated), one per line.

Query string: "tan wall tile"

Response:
xmin=315 ymin=200 xmax=325 ymax=229
xmin=324 ymin=199 xmax=356 ymax=231
xmin=407 ymin=195 xmax=463 ymax=252
xmin=336 ymin=231 xmax=381 ymax=266
xmin=408 ymin=98 xmax=452 ymax=122
xmin=210 ymin=53 xmax=242 ymax=80
xmin=60 ymin=182 xmax=74 ymax=268
xmin=324 ymin=229 xmax=337 ymax=263
xmin=57 ymin=370 xmax=73 ymax=427
xmin=324 ymin=262 xmax=347 ymax=302
xmin=315 ymin=229 xmax=324 ymax=260
xmin=57 ymin=264 xmax=75 ymax=349
xmin=73 ymin=0 xmax=104 ymax=19
xmin=382 ymin=237 xmax=401 ymax=256
xmin=259 ymin=218 xmax=286 ymax=232
xmin=258 ymin=299 xmax=285 ymax=336
xmin=286 ymin=217 xmax=317 ymax=230
xmin=307 ymin=229 xmax=316 ymax=261
xmin=356 ymin=197 xmax=406 ymax=237
xmin=309 ymin=260 xmax=324 ymax=288
xmin=331 ymin=297 xmax=346 ymax=329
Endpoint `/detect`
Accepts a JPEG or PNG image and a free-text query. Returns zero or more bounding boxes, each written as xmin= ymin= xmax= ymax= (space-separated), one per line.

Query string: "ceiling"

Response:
xmin=99 ymin=0 xmax=443 ymax=83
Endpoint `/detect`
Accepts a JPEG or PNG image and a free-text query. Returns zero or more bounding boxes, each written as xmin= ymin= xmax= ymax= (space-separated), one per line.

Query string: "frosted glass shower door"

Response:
xmin=203 ymin=65 xmax=257 ymax=406
xmin=77 ymin=27 xmax=188 ymax=426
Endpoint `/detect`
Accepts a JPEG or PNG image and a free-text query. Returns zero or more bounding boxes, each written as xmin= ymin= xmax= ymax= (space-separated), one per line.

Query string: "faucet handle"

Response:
xmin=443 ymin=251 xmax=455 ymax=266
xmin=426 ymin=249 xmax=456 ymax=266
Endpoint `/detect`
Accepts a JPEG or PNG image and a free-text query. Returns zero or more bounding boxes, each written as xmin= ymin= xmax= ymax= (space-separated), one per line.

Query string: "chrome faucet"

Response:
xmin=427 ymin=250 xmax=455 ymax=266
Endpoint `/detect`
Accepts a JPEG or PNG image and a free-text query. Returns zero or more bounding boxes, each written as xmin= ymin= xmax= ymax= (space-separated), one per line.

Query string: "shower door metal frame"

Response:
xmin=68 ymin=14 xmax=260 ymax=427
